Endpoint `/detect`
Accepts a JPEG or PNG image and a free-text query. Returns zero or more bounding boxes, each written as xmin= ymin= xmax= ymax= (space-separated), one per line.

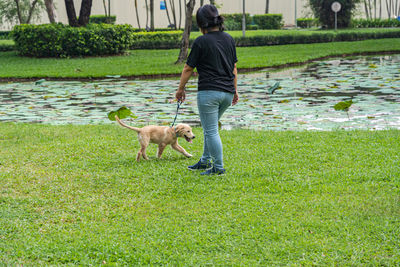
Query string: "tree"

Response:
xmin=176 ymin=0 xmax=195 ymax=64
xmin=150 ymin=0 xmax=154 ymax=30
xmin=265 ymin=0 xmax=269 ymax=13
xmin=133 ymin=0 xmax=141 ymax=29
xmin=44 ymin=0 xmax=57 ymax=23
xmin=64 ymin=0 xmax=93 ymax=27
xmin=309 ymin=0 xmax=359 ymax=28
xmin=0 ymin=0 xmax=44 ymax=25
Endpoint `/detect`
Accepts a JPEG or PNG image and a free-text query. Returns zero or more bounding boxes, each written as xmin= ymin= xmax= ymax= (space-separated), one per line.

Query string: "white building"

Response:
xmin=1 ymin=0 xmax=389 ymax=31
xmin=1 ymin=0 xmax=312 ymax=30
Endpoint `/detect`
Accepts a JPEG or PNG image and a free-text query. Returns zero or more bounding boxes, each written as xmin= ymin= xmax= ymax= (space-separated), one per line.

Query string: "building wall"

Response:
xmin=1 ymin=0 xmax=311 ymax=30
xmin=0 ymin=0 xmax=388 ymax=31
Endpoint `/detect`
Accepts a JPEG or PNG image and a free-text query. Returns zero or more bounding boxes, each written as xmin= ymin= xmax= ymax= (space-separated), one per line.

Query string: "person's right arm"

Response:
xmin=232 ymin=63 xmax=239 ymax=105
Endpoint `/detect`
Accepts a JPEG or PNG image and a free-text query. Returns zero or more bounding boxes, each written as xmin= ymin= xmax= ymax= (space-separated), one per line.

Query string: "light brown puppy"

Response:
xmin=115 ymin=116 xmax=195 ymax=161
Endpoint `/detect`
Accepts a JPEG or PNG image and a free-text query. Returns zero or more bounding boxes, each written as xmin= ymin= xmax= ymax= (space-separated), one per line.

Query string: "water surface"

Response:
xmin=1 ymin=55 xmax=399 ymax=130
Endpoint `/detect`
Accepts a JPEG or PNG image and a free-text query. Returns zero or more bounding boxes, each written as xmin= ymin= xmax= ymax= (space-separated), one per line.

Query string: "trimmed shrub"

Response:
xmin=297 ymin=18 xmax=318 ymax=28
xmin=0 ymin=31 xmax=11 ymax=39
xmin=253 ymin=14 xmax=283 ymax=29
xmin=130 ymin=31 xmax=182 ymax=49
xmin=309 ymin=0 xmax=360 ymax=28
xmin=233 ymin=29 xmax=400 ymax=46
xmin=221 ymin=13 xmax=252 ymax=30
xmin=351 ymin=18 xmax=400 ymax=28
xmin=0 ymin=40 xmax=14 ymax=51
xmin=89 ymin=15 xmax=116 ymax=24
xmin=12 ymin=23 xmax=134 ymax=57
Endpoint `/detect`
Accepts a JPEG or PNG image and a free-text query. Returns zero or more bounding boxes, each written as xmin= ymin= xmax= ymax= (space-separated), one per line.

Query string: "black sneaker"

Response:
xmin=188 ymin=160 xmax=212 ymax=171
xmin=200 ymin=166 xmax=226 ymax=176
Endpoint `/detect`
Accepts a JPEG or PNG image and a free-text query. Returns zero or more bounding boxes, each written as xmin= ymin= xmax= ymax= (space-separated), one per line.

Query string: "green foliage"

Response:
xmin=233 ymin=28 xmax=400 ymax=46
xmin=1 ymin=123 xmax=400 ymax=265
xmin=309 ymin=0 xmax=360 ymax=28
xmin=107 ymin=106 xmax=136 ymax=121
xmin=89 ymin=15 xmax=116 ymax=24
xmin=130 ymin=31 xmax=182 ymax=49
xmin=334 ymin=100 xmax=353 ymax=111
xmin=221 ymin=13 xmax=252 ymax=30
xmin=253 ymin=14 xmax=283 ymax=29
xmin=0 ymin=0 xmax=44 ymax=25
xmin=11 ymin=23 xmax=135 ymax=57
xmin=297 ymin=18 xmax=319 ymax=28
xmin=0 ymin=40 xmax=14 ymax=51
xmin=0 ymin=31 xmax=11 ymax=39
xmin=351 ymin=18 xmax=400 ymax=28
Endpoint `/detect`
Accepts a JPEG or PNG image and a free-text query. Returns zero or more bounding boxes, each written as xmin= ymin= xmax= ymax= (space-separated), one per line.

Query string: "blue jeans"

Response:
xmin=197 ymin=90 xmax=234 ymax=169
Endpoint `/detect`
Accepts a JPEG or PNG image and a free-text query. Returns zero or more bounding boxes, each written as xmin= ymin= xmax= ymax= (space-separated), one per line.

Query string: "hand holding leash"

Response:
xmin=175 ymin=88 xmax=186 ymax=103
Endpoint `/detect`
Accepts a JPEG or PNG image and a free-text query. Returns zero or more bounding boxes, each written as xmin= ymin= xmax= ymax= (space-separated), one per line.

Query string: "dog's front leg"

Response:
xmin=157 ymin=144 xmax=167 ymax=159
xmin=171 ymin=142 xmax=192 ymax=158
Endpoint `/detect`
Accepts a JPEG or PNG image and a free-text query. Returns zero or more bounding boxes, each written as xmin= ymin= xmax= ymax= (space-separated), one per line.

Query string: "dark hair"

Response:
xmin=196 ymin=4 xmax=225 ymax=31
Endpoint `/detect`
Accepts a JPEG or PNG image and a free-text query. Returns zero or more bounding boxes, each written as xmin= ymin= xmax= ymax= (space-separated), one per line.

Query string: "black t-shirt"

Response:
xmin=186 ymin=31 xmax=237 ymax=94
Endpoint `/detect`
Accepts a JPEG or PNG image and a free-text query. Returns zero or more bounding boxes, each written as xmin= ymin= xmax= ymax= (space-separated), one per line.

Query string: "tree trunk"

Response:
xmin=103 ymin=0 xmax=107 ymax=16
xmin=78 ymin=0 xmax=93 ymax=26
xmin=179 ymin=0 xmax=182 ymax=29
xmin=170 ymin=0 xmax=177 ymax=29
xmin=176 ymin=0 xmax=195 ymax=64
xmin=364 ymin=0 xmax=370 ymax=18
xmin=65 ymin=0 xmax=79 ymax=26
xmin=165 ymin=0 xmax=173 ymax=27
xmin=14 ymin=0 xmax=23 ymax=24
xmin=44 ymin=0 xmax=57 ymax=23
xmin=150 ymin=0 xmax=154 ymax=30
xmin=265 ymin=0 xmax=269 ymax=13
xmin=26 ymin=0 xmax=39 ymax=23
xmin=145 ymin=0 xmax=149 ymax=29
xmin=134 ymin=0 xmax=141 ymax=29
xmin=385 ymin=0 xmax=391 ymax=18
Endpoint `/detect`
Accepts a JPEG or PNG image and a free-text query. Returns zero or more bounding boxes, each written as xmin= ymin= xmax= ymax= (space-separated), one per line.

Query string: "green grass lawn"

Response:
xmin=0 ymin=38 xmax=399 ymax=79
xmin=0 ymin=123 xmax=399 ymax=265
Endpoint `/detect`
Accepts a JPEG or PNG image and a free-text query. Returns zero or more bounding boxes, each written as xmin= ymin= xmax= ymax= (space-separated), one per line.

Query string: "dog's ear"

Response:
xmin=175 ymin=124 xmax=184 ymax=135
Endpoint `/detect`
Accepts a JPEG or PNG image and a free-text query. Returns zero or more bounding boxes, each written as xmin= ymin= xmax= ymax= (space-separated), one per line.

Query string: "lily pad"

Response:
xmin=107 ymin=106 xmax=136 ymax=121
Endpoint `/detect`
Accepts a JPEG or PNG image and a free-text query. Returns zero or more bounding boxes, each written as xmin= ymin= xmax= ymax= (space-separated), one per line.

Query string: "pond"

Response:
xmin=1 ymin=54 xmax=399 ymax=131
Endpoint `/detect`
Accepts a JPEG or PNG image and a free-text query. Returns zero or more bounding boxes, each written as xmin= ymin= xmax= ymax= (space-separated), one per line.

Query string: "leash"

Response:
xmin=171 ymin=100 xmax=182 ymax=128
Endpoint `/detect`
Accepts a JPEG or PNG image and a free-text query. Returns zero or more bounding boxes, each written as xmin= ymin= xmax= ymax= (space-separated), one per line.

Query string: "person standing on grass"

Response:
xmin=175 ymin=4 xmax=239 ymax=175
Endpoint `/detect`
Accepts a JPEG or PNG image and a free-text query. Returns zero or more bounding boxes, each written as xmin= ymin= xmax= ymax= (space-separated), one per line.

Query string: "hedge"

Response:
xmin=89 ymin=15 xmax=116 ymax=24
xmin=12 ymin=23 xmax=134 ymax=57
xmin=253 ymin=14 xmax=283 ymax=29
xmin=0 ymin=40 xmax=14 ymax=51
xmin=297 ymin=18 xmax=318 ymax=28
xmin=130 ymin=31 xmax=182 ymax=49
xmin=351 ymin=18 xmax=400 ymax=28
xmin=192 ymin=13 xmax=283 ymax=31
xmin=233 ymin=29 xmax=400 ymax=46
xmin=0 ymin=31 xmax=11 ymax=39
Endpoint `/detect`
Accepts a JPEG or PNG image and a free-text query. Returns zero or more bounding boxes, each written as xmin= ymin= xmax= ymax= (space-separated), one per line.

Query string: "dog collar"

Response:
xmin=174 ymin=127 xmax=179 ymax=138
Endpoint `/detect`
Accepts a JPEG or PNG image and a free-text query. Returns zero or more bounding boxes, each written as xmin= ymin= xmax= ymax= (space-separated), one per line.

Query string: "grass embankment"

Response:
xmin=0 ymin=38 xmax=399 ymax=79
xmin=0 ymin=123 xmax=399 ymax=265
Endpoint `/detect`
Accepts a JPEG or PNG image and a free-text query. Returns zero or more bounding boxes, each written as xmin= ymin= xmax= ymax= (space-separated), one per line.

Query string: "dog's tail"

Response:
xmin=115 ymin=115 xmax=141 ymax=133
